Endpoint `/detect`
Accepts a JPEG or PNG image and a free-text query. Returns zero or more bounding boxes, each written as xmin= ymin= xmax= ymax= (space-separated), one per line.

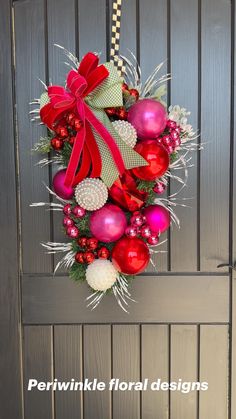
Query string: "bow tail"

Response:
xmin=64 ymin=127 xmax=85 ymax=187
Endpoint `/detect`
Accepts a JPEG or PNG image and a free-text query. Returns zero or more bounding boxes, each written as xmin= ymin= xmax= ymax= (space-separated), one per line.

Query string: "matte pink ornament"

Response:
xmin=53 ymin=169 xmax=74 ymax=200
xmin=128 ymin=99 xmax=167 ymax=139
xmin=90 ymin=203 xmax=127 ymax=243
xmin=143 ymin=205 xmax=171 ymax=234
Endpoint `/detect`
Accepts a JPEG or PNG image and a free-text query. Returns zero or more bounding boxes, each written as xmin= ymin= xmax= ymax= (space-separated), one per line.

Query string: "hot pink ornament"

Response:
xmin=128 ymin=99 xmax=167 ymax=140
xmin=66 ymin=225 xmax=79 ymax=238
xmin=90 ymin=203 xmax=127 ymax=243
xmin=166 ymin=120 xmax=177 ymax=129
xmin=63 ymin=203 xmax=72 ymax=215
xmin=72 ymin=205 xmax=86 ymax=218
xmin=125 ymin=226 xmax=137 ymax=238
xmin=170 ymin=130 xmax=179 ymax=140
xmin=63 ymin=216 xmax=74 ymax=227
xmin=173 ymin=137 xmax=181 ymax=148
xmin=153 ymin=182 xmax=166 ymax=195
xmin=162 ymin=135 xmax=172 ymax=146
xmin=140 ymin=225 xmax=152 ymax=238
xmin=166 ymin=145 xmax=175 ymax=154
xmin=147 ymin=234 xmax=159 ymax=246
xmin=130 ymin=214 xmax=144 ymax=227
xmin=53 ymin=169 xmax=74 ymax=200
xmin=143 ymin=205 xmax=171 ymax=234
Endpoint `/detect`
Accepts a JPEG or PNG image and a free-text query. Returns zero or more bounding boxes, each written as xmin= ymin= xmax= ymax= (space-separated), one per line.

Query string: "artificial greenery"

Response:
xmin=137 ymin=179 xmax=156 ymax=205
xmin=60 ymin=141 xmax=73 ymax=166
xmin=69 ymin=262 xmax=87 ymax=282
xmin=32 ymin=136 xmax=52 ymax=153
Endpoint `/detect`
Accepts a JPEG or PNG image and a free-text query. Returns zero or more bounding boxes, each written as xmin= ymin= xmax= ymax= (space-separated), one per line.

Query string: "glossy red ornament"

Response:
xmin=63 ymin=203 xmax=72 ymax=216
xmin=63 ymin=216 xmax=74 ymax=227
xmin=66 ymin=112 xmax=76 ymax=126
xmin=75 ymin=252 xmax=84 ymax=263
xmin=87 ymin=237 xmax=99 ymax=250
xmin=116 ymin=107 xmax=128 ymax=120
xmin=170 ymin=130 xmax=179 ymax=141
xmin=74 ymin=118 xmax=83 ymax=131
xmin=68 ymin=136 xmax=76 ymax=146
xmin=56 ymin=126 xmax=68 ymax=138
xmin=51 ymin=137 xmax=64 ymax=150
xmin=66 ymin=226 xmax=79 ymax=238
xmin=162 ymin=135 xmax=172 ymax=146
xmin=125 ymin=226 xmax=137 ymax=238
xmin=129 ymin=88 xmax=139 ymax=101
xmin=72 ymin=205 xmax=86 ymax=218
xmin=132 ymin=140 xmax=169 ymax=181
xmin=78 ymin=236 xmax=88 ymax=248
xmin=109 ymin=171 xmax=147 ymax=212
xmin=97 ymin=246 xmax=110 ymax=259
xmin=105 ymin=107 xmax=116 ymax=117
xmin=122 ymin=82 xmax=129 ymax=92
xmin=84 ymin=251 xmax=95 ymax=264
xmin=166 ymin=145 xmax=175 ymax=154
xmin=130 ymin=213 xmax=144 ymax=227
xmin=166 ymin=119 xmax=177 ymax=129
xmin=147 ymin=234 xmax=159 ymax=246
xmin=112 ymin=236 xmax=150 ymax=275
xmin=140 ymin=225 xmax=152 ymax=238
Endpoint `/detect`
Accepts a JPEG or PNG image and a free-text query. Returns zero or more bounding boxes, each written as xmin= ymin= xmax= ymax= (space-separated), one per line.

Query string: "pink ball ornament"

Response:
xmin=90 ymin=203 xmax=127 ymax=243
xmin=63 ymin=203 xmax=72 ymax=216
xmin=125 ymin=226 xmax=138 ymax=238
xmin=162 ymin=135 xmax=172 ymax=146
xmin=128 ymin=99 xmax=167 ymax=140
xmin=66 ymin=225 xmax=79 ymax=238
xmin=170 ymin=130 xmax=179 ymax=141
xmin=166 ymin=145 xmax=175 ymax=154
xmin=140 ymin=225 xmax=152 ymax=238
xmin=153 ymin=181 xmax=166 ymax=195
xmin=166 ymin=120 xmax=177 ymax=129
xmin=63 ymin=216 xmax=74 ymax=227
xmin=147 ymin=234 xmax=159 ymax=246
xmin=72 ymin=205 xmax=86 ymax=218
xmin=143 ymin=205 xmax=171 ymax=234
xmin=173 ymin=137 xmax=181 ymax=148
xmin=130 ymin=213 xmax=144 ymax=227
xmin=53 ymin=169 xmax=74 ymax=200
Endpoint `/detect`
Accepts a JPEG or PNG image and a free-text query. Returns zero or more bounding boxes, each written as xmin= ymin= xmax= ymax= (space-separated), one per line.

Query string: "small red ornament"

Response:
xmin=84 ymin=251 xmax=95 ymax=264
xmin=72 ymin=205 xmax=86 ymax=218
xmin=75 ymin=252 xmax=84 ymax=263
xmin=172 ymin=137 xmax=181 ymax=148
xmin=132 ymin=140 xmax=169 ymax=181
xmin=63 ymin=203 xmax=72 ymax=216
xmin=78 ymin=236 xmax=88 ymax=248
xmin=129 ymin=88 xmax=139 ymax=101
xmin=63 ymin=216 xmax=74 ymax=228
xmin=122 ymin=82 xmax=129 ymax=92
xmin=125 ymin=226 xmax=137 ymax=238
xmin=116 ymin=107 xmax=128 ymax=120
xmin=140 ymin=224 xmax=152 ymax=238
xmin=153 ymin=181 xmax=166 ymax=195
xmin=66 ymin=225 xmax=79 ymax=238
xmin=166 ymin=145 xmax=175 ymax=154
xmin=170 ymin=130 xmax=179 ymax=141
xmin=105 ymin=107 xmax=116 ymax=117
xmin=166 ymin=120 xmax=177 ymax=129
xmin=66 ymin=112 xmax=76 ymax=126
xmin=130 ymin=213 xmax=144 ymax=227
xmin=74 ymin=118 xmax=83 ymax=131
xmin=68 ymin=136 xmax=76 ymax=146
xmin=97 ymin=246 xmax=110 ymax=259
xmin=87 ymin=237 xmax=99 ymax=250
xmin=162 ymin=135 xmax=172 ymax=146
xmin=147 ymin=234 xmax=159 ymax=246
xmin=112 ymin=236 xmax=150 ymax=275
xmin=51 ymin=137 xmax=64 ymax=150
xmin=56 ymin=126 xmax=68 ymax=138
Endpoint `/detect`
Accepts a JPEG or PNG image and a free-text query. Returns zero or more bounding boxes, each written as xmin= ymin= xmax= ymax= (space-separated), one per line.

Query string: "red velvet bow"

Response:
xmin=40 ymin=52 xmax=125 ymax=187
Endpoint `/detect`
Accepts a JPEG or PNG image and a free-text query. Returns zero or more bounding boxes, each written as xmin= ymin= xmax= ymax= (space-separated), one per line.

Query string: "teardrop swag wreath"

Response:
xmin=31 ymin=1 xmax=200 ymax=311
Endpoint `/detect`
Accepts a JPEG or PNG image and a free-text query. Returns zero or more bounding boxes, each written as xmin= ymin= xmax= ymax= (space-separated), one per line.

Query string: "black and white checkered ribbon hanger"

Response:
xmin=110 ymin=0 xmax=126 ymax=76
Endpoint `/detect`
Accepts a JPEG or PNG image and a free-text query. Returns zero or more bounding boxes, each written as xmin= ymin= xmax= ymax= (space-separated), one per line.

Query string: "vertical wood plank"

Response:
xmin=0 ymin=1 xmax=22 ymax=418
xmin=139 ymin=0 xmax=168 ymax=272
xmin=83 ymin=325 xmax=112 ymax=419
xmin=23 ymin=326 xmax=53 ymax=419
xmin=141 ymin=325 xmax=169 ymax=419
xmin=170 ymin=325 xmax=198 ymax=419
xmin=199 ymin=325 xmax=228 ymax=419
xmin=112 ymin=325 xmax=140 ymax=419
xmin=78 ymin=0 xmax=107 ymax=62
xmin=170 ymin=0 xmax=198 ymax=271
xmin=200 ymin=0 xmax=231 ymax=271
xmin=54 ymin=325 xmax=83 ymax=419
xmin=14 ymin=0 xmax=52 ymax=273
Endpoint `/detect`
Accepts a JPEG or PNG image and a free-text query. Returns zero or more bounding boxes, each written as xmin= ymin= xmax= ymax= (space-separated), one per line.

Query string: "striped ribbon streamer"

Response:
xmin=110 ymin=0 xmax=125 ymax=76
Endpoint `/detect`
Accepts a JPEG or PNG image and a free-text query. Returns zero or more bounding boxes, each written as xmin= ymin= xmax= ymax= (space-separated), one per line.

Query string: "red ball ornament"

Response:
xmin=63 ymin=203 xmax=72 ymax=215
xmin=112 ymin=236 xmax=150 ymax=275
xmin=51 ymin=137 xmax=64 ymax=150
xmin=56 ymin=126 xmax=68 ymax=138
xmin=147 ymin=234 xmax=159 ymax=246
xmin=140 ymin=224 xmax=152 ymax=238
xmin=130 ymin=213 xmax=144 ymax=227
xmin=66 ymin=226 xmax=79 ymax=239
xmin=63 ymin=216 xmax=74 ymax=228
xmin=72 ymin=205 xmax=86 ymax=218
xmin=66 ymin=112 xmax=76 ymax=126
xmin=116 ymin=107 xmax=128 ymax=120
xmin=87 ymin=237 xmax=99 ymax=250
xmin=84 ymin=251 xmax=95 ymax=264
xmin=132 ymin=140 xmax=169 ymax=181
xmin=166 ymin=119 xmax=177 ymax=129
xmin=78 ymin=236 xmax=88 ymax=248
xmin=105 ymin=107 xmax=116 ymax=117
xmin=97 ymin=246 xmax=110 ymax=259
xmin=74 ymin=118 xmax=83 ymax=131
xmin=129 ymin=88 xmax=139 ymax=101
xmin=162 ymin=135 xmax=172 ymax=146
xmin=122 ymin=82 xmax=129 ymax=92
xmin=75 ymin=252 xmax=84 ymax=263
xmin=68 ymin=136 xmax=76 ymax=146
xmin=125 ymin=225 xmax=137 ymax=238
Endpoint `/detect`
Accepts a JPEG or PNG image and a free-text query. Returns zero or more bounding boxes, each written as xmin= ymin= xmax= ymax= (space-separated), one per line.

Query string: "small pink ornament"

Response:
xmin=147 ymin=234 xmax=159 ymax=246
xmin=170 ymin=130 xmax=179 ymax=141
xmin=66 ymin=225 xmax=79 ymax=238
xmin=156 ymin=137 xmax=163 ymax=144
xmin=125 ymin=226 xmax=137 ymax=238
xmin=162 ymin=135 xmax=172 ymax=146
xmin=63 ymin=216 xmax=74 ymax=227
xmin=130 ymin=214 xmax=144 ymax=227
xmin=174 ymin=126 xmax=181 ymax=135
xmin=72 ymin=205 xmax=86 ymax=218
xmin=140 ymin=225 xmax=152 ymax=238
xmin=173 ymin=137 xmax=181 ymax=148
xmin=166 ymin=145 xmax=175 ymax=154
xmin=166 ymin=119 xmax=177 ymax=129
xmin=63 ymin=203 xmax=72 ymax=216
xmin=128 ymin=99 xmax=167 ymax=139
xmin=53 ymin=169 xmax=74 ymax=200
xmin=153 ymin=182 xmax=166 ymax=195
xmin=90 ymin=203 xmax=127 ymax=243
xmin=143 ymin=204 xmax=171 ymax=234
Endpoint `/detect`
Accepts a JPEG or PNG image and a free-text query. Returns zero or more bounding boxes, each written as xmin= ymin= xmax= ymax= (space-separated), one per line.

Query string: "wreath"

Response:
xmin=31 ymin=2 xmax=199 ymax=311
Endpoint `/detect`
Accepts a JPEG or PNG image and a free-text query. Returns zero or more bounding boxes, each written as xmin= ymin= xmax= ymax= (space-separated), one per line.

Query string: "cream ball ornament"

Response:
xmin=86 ymin=259 xmax=118 ymax=291
xmin=112 ymin=120 xmax=137 ymax=148
xmin=75 ymin=178 xmax=108 ymax=211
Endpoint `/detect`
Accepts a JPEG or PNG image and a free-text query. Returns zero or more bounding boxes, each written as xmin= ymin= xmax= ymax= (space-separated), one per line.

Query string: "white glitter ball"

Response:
xmin=112 ymin=120 xmax=137 ymax=148
xmin=75 ymin=178 xmax=108 ymax=211
xmin=86 ymin=259 xmax=118 ymax=291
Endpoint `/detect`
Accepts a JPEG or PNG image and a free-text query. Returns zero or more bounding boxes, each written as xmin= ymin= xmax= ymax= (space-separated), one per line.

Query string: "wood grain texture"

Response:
xmin=83 ymin=325 xmax=112 ymax=419
xmin=23 ymin=326 xmax=53 ymax=419
xmin=200 ymin=0 xmax=231 ymax=271
xmin=170 ymin=0 xmax=198 ymax=271
xmin=199 ymin=325 xmax=229 ymax=419
xmin=139 ymin=0 xmax=168 ymax=272
xmin=141 ymin=325 xmax=169 ymax=419
xmin=170 ymin=325 xmax=198 ymax=419
xmin=112 ymin=325 xmax=140 ymax=419
xmin=0 ymin=1 xmax=22 ymax=418
xmin=14 ymin=0 xmax=52 ymax=273
xmin=22 ymin=275 xmax=229 ymax=324
xmin=54 ymin=325 xmax=83 ymax=419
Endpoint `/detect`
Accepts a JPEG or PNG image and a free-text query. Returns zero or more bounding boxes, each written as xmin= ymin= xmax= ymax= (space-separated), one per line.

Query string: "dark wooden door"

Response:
xmin=1 ymin=0 xmax=236 ymax=418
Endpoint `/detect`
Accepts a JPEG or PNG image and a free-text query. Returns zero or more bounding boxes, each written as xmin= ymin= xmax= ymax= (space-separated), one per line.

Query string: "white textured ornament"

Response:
xmin=86 ymin=259 xmax=118 ymax=291
xmin=75 ymin=178 xmax=108 ymax=211
xmin=112 ymin=120 xmax=137 ymax=148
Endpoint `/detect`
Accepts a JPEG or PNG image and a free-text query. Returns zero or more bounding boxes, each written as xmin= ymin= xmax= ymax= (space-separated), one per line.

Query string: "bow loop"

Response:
xmin=66 ymin=70 xmax=88 ymax=98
